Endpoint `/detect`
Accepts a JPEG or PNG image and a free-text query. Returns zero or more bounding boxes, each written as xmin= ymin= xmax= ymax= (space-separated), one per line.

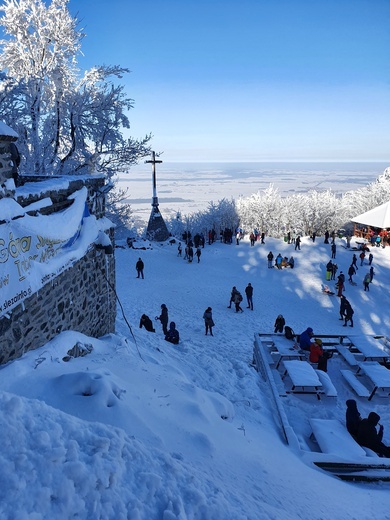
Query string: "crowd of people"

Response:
xmin=134 ymin=228 xmax=388 ymax=459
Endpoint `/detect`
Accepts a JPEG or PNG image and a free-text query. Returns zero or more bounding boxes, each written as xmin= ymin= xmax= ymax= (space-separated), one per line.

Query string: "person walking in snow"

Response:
xmin=368 ymin=253 xmax=373 ymax=265
xmin=336 ymin=273 xmax=344 ymax=297
xmin=352 ymin=253 xmax=358 ymax=270
xmin=369 ymin=266 xmax=374 ymax=282
xmin=195 ymin=247 xmax=202 ymax=263
xmin=331 ymin=262 xmax=338 ymax=280
xmin=339 ymin=295 xmax=349 ymax=321
xmin=156 ymin=304 xmax=169 ymax=335
xmin=348 ymin=264 xmax=356 ymax=283
xmin=363 ymin=273 xmax=371 ymax=291
xmin=136 ymin=257 xmax=144 ymax=279
xmin=203 ymin=307 xmax=214 ymax=336
xmin=245 ymin=283 xmax=253 ymax=310
xmin=228 ymin=286 xmax=239 ymax=308
xmin=343 ymin=301 xmax=354 ymax=327
xmin=331 ymin=243 xmax=336 ymax=259
xmin=359 ymin=251 xmax=365 ymax=266
xmin=177 ymin=243 xmax=182 ymax=257
xmin=233 ymin=291 xmax=244 ymax=313
xmin=295 ymin=235 xmax=301 ymax=250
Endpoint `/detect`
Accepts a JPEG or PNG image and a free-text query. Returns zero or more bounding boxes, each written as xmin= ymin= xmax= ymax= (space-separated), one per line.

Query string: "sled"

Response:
xmin=321 ymin=284 xmax=335 ymax=296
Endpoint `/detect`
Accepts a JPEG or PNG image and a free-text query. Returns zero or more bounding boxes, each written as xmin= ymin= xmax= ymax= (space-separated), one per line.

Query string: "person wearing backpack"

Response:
xmin=363 ymin=272 xmax=371 ymax=291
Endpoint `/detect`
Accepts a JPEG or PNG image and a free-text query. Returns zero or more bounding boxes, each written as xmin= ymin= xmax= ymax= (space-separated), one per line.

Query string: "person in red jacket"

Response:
xmin=309 ymin=338 xmax=323 ymax=363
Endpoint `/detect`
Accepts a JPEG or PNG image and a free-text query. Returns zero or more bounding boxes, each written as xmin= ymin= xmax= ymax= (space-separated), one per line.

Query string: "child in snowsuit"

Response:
xmin=274 ymin=315 xmax=285 ymax=333
xmin=165 ymin=322 xmax=180 ymax=344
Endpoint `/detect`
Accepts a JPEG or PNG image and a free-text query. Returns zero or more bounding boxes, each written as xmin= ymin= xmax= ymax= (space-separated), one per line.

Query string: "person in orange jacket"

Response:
xmin=309 ymin=338 xmax=323 ymax=363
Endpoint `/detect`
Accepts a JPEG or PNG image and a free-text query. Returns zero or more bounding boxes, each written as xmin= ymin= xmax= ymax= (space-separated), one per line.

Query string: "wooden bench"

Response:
xmin=340 ymin=369 xmax=370 ymax=397
xmin=315 ymin=370 xmax=337 ymax=397
xmin=310 ymin=418 xmax=367 ymax=458
xmin=336 ymin=345 xmax=358 ymax=367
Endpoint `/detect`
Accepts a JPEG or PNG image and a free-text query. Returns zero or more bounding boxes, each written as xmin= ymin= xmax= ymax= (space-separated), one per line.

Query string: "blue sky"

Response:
xmin=70 ymin=0 xmax=390 ymax=162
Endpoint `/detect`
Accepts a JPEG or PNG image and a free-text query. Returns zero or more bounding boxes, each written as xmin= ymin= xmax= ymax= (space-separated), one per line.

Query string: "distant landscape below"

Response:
xmin=117 ymin=161 xmax=390 ymax=226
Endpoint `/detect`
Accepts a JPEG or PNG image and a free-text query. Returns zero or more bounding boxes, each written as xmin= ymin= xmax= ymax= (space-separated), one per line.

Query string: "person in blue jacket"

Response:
xmin=299 ymin=327 xmax=314 ymax=351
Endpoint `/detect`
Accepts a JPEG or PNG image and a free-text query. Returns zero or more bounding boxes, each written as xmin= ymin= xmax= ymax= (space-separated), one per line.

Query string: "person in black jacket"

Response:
xmin=139 ymin=314 xmax=155 ymax=332
xmin=343 ymin=301 xmax=354 ymax=327
xmin=357 ymin=412 xmax=390 ymax=457
xmin=345 ymin=399 xmax=361 ymax=438
xmin=339 ymin=295 xmax=348 ymax=320
xmin=136 ymin=257 xmax=144 ymax=279
xmin=156 ymin=304 xmax=169 ymax=335
xmin=274 ymin=314 xmax=285 ymax=333
xmin=267 ymin=251 xmax=274 ymax=268
xmin=245 ymin=283 xmax=253 ymax=310
xmin=165 ymin=322 xmax=180 ymax=344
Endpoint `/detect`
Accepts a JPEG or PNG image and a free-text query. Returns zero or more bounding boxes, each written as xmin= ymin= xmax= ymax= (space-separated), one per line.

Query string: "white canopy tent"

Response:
xmin=352 ymin=200 xmax=390 ymax=229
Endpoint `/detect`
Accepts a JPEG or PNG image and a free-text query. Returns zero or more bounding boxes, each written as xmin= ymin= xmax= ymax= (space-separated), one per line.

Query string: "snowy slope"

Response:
xmin=0 ymin=234 xmax=390 ymax=519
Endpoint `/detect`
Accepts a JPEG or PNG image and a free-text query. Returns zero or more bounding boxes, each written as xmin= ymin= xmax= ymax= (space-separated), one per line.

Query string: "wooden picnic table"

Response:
xmin=282 ymin=360 xmax=323 ymax=396
xmin=350 ymin=336 xmax=390 ymax=363
xmin=272 ymin=337 xmax=306 ymax=369
xmin=358 ymin=362 xmax=390 ymax=400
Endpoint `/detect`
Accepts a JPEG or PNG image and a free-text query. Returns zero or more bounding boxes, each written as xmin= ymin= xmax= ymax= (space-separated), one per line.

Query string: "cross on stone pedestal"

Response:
xmin=145 ymin=151 xmax=170 ymax=242
xmin=145 ymin=151 xmax=163 ymax=209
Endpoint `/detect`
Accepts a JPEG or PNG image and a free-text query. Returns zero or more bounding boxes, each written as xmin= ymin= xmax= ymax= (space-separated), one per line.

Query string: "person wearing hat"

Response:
xmin=309 ymin=338 xmax=323 ymax=364
xmin=310 ymin=338 xmax=331 ymax=372
xmin=299 ymin=327 xmax=314 ymax=351
xmin=357 ymin=412 xmax=390 ymax=457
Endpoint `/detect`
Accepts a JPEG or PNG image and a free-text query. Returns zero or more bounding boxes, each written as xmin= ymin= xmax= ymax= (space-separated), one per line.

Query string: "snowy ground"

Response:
xmin=1 ymin=234 xmax=390 ymax=519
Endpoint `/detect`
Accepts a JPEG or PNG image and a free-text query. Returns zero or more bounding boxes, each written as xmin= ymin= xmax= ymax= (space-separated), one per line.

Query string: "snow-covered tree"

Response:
xmin=0 ymin=0 xmax=151 ymax=176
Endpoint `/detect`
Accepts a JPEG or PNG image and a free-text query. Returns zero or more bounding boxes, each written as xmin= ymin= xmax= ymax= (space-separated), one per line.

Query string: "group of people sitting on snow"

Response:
xmin=274 ymin=253 xmax=295 ymax=269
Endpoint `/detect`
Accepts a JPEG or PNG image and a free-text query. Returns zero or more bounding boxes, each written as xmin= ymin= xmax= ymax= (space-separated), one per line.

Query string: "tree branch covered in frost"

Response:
xmin=0 ymin=0 xmax=151 ymax=177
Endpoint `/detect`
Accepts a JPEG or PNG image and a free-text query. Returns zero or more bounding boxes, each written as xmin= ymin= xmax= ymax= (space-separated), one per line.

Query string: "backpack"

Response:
xmin=237 ymin=293 xmax=243 ymax=302
xmin=284 ymin=326 xmax=295 ymax=340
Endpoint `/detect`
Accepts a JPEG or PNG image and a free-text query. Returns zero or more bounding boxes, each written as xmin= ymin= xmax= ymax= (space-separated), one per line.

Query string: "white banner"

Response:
xmin=0 ymin=187 xmax=98 ymax=317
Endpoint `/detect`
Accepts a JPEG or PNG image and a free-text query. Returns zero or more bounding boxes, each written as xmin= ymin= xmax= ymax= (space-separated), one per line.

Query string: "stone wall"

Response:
xmin=0 ymin=177 xmax=116 ymax=364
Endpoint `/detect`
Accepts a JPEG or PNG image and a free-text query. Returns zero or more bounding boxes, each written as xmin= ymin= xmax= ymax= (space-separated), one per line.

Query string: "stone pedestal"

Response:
xmin=146 ymin=206 xmax=170 ymax=241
